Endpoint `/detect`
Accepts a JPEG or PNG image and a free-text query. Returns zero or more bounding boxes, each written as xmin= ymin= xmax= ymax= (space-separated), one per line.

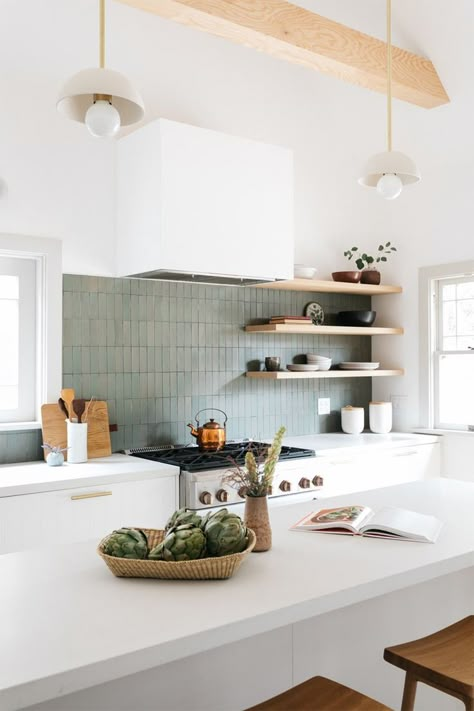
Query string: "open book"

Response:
xmin=291 ymin=505 xmax=443 ymax=543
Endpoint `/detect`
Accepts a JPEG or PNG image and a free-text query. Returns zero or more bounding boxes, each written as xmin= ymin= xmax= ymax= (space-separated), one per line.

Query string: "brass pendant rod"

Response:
xmin=386 ymin=0 xmax=392 ymax=151
xmin=99 ymin=0 xmax=105 ymax=68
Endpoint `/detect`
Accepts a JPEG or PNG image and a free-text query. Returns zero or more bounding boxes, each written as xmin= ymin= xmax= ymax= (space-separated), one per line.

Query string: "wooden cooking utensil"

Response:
xmin=72 ymin=399 xmax=86 ymax=424
xmin=41 ymin=400 xmax=111 ymax=460
xmin=60 ymin=388 xmax=75 ymax=421
xmin=58 ymin=398 xmax=69 ymax=419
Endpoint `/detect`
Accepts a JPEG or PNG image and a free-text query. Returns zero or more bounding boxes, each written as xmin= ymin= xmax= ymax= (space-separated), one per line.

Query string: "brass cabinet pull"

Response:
xmin=70 ymin=491 xmax=112 ymax=501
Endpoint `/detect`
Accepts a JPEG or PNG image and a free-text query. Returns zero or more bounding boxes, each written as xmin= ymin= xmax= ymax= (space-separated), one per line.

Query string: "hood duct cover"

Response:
xmin=129 ymin=269 xmax=282 ymax=287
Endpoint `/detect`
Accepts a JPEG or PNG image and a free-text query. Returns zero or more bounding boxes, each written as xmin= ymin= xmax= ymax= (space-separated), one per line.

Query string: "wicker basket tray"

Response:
xmin=98 ymin=528 xmax=256 ymax=580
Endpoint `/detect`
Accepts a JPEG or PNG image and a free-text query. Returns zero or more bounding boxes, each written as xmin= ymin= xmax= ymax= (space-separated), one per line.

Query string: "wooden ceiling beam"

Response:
xmin=116 ymin=0 xmax=449 ymax=109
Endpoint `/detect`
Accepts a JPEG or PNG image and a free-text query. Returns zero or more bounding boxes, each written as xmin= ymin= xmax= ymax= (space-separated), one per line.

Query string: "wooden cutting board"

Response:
xmin=41 ymin=401 xmax=112 ymax=461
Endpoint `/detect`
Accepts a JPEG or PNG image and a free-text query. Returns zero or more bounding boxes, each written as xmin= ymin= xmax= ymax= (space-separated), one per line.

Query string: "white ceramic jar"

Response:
xmin=66 ymin=420 xmax=88 ymax=463
xmin=341 ymin=406 xmax=365 ymax=434
xmin=369 ymin=401 xmax=392 ymax=434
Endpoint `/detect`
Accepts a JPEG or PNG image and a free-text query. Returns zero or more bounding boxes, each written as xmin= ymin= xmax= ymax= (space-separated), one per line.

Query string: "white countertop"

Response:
xmin=1 ymin=478 xmax=472 ymax=711
xmin=0 ymin=454 xmax=179 ymax=497
xmin=0 ymin=433 xmax=437 ymax=498
xmin=281 ymin=431 xmax=440 ymax=456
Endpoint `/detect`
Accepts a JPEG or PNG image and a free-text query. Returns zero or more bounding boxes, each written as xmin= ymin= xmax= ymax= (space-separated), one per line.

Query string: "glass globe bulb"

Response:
xmin=85 ymin=100 xmax=120 ymax=138
xmin=376 ymin=173 xmax=403 ymax=200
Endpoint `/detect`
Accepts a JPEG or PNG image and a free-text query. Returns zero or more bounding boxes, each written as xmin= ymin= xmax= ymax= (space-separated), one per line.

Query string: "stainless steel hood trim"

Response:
xmin=127 ymin=269 xmax=283 ymax=287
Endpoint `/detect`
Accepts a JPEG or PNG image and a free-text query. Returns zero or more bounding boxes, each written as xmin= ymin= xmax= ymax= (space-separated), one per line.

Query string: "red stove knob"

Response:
xmin=199 ymin=491 xmax=212 ymax=506
xmin=216 ymin=488 xmax=228 ymax=503
xmin=238 ymin=486 xmax=248 ymax=499
xmin=299 ymin=477 xmax=311 ymax=489
xmin=312 ymin=476 xmax=324 ymax=487
xmin=279 ymin=480 xmax=291 ymax=492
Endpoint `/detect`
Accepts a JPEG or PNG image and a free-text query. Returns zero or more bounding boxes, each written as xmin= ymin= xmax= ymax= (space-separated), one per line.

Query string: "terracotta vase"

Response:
xmin=244 ymin=495 xmax=272 ymax=552
xmin=360 ymin=269 xmax=381 ymax=285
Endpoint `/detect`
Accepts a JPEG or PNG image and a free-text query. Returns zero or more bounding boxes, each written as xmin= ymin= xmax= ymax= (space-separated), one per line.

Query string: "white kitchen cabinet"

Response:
xmin=0 ymin=476 xmax=177 ymax=555
xmin=116 ymin=118 xmax=294 ymax=283
xmin=316 ymin=443 xmax=440 ymax=498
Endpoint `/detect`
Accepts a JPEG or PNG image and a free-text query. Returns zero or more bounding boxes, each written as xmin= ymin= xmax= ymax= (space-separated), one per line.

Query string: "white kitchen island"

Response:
xmin=2 ymin=479 xmax=473 ymax=711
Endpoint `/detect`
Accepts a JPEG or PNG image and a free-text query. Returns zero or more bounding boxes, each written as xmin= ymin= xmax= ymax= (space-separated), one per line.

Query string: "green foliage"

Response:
xmin=223 ymin=426 xmax=286 ymax=497
xmin=344 ymin=242 xmax=397 ymax=269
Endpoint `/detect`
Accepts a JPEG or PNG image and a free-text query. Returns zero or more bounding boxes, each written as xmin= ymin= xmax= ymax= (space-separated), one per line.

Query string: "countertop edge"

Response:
xmin=0 ymin=455 xmax=179 ymax=498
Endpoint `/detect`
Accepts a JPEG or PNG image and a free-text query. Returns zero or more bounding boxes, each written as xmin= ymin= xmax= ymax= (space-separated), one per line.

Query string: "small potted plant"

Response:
xmin=343 ymin=242 xmax=397 ymax=284
xmin=224 ymin=426 xmax=285 ymax=552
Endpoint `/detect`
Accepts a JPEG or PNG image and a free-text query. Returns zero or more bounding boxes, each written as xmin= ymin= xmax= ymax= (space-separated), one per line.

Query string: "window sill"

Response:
xmin=0 ymin=422 xmax=41 ymax=433
xmin=413 ymin=428 xmax=474 ymax=438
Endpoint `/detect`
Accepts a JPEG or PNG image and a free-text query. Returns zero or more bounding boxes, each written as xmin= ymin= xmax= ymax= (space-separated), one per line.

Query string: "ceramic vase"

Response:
xmin=244 ymin=495 xmax=272 ymax=552
xmin=361 ymin=269 xmax=381 ymax=285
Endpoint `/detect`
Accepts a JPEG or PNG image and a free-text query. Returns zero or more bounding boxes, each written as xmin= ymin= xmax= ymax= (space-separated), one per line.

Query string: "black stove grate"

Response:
xmin=127 ymin=441 xmax=315 ymax=472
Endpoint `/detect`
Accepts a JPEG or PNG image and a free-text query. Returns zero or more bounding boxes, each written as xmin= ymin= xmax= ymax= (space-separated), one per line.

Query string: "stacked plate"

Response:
xmin=287 ymin=364 xmax=319 ymax=372
xmin=306 ymin=354 xmax=332 ymax=371
xmin=339 ymin=362 xmax=380 ymax=370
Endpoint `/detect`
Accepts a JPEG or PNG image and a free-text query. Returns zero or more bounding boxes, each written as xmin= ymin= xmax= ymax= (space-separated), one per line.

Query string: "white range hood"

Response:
xmin=116 ymin=118 xmax=294 ymax=285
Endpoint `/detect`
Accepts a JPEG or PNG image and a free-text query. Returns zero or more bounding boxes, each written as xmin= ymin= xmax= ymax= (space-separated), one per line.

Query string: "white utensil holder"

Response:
xmin=67 ymin=420 xmax=88 ymax=463
xmin=369 ymin=401 xmax=392 ymax=433
xmin=341 ymin=406 xmax=365 ymax=434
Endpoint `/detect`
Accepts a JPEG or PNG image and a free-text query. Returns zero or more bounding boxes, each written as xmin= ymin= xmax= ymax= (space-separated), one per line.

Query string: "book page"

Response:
xmin=360 ymin=507 xmax=443 ymax=542
xmin=292 ymin=506 xmax=372 ymax=533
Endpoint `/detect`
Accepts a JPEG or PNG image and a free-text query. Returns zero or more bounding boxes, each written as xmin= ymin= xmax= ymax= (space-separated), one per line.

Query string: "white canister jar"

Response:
xmin=341 ymin=406 xmax=365 ymax=435
xmin=66 ymin=420 xmax=88 ymax=463
xmin=369 ymin=401 xmax=392 ymax=434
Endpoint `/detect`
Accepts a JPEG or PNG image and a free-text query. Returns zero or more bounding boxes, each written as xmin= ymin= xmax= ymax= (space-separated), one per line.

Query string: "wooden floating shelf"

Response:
xmin=245 ymin=324 xmax=404 ymax=336
xmin=254 ymin=279 xmax=402 ymax=295
xmin=246 ymin=369 xmax=405 ymax=380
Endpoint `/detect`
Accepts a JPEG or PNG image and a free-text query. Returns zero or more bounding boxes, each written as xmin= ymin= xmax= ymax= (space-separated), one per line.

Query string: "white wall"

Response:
xmin=1 ymin=0 xmax=473 ymax=468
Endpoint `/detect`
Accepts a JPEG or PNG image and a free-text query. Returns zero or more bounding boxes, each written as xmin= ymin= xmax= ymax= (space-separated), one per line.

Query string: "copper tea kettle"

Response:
xmin=187 ymin=409 xmax=227 ymax=452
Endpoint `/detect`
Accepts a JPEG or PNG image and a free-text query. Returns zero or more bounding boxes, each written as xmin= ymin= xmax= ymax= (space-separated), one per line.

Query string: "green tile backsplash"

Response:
xmin=0 ymin=275 xmax=372 ymax=463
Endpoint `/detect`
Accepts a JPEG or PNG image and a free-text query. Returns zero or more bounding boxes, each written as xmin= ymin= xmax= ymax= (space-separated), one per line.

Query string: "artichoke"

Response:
xmin=200 ymin=508 xmax=230 ymax=531
xmin=103 ymin=528 xmax=148 ymax=559
xmin=165 ymin=507 xmax=203 ymax=531
xmin=149 ymin=524 xmax=207 ymax=561
xmin=203 ymin=510 xmax=249 ymax=557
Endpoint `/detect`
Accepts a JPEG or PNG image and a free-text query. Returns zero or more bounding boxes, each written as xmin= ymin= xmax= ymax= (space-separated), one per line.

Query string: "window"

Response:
xmin=420 ymin=261 xmax=474 ymax=432
xmin=0 ymin=258 xmax=37 ymax=422
xmin=0 ymin=235 xmax=62 ymax=430
xmin=434 ymin=276 xmax=474 ymax=429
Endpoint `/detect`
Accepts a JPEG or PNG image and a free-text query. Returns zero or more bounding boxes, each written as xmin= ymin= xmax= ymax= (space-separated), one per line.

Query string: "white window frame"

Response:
xmin=419 ymin=260 xmax=474 ymax=432
xmin=0 ymin=235 xmax=62 ymax=431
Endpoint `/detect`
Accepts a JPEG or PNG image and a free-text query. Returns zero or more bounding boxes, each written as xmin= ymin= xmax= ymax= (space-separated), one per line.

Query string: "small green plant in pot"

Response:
xmin=224 ymin=426 xmax=286 ymax=552
xmin=343 ymin=242 xmax=397 ymax=284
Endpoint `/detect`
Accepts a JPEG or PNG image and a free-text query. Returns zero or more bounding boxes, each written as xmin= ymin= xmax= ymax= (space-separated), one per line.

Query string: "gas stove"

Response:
xmin=126 ymin=441 xmax=325 ymax=511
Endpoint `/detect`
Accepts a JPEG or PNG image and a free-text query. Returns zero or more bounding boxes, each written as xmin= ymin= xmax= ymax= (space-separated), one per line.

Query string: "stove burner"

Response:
xmin=127 ymin=441 xmax=315 ymax=472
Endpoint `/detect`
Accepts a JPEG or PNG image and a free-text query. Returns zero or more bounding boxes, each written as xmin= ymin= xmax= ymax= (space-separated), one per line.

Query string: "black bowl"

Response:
xmin=338 ymin=310 xmax=376 ymax=327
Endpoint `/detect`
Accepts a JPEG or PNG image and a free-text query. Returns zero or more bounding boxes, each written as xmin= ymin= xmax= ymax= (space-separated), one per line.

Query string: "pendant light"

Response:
xmin=358 ymin=0 xmax=420 ymax=199
xmin=57 ymin=0 xmax=144 ymax=138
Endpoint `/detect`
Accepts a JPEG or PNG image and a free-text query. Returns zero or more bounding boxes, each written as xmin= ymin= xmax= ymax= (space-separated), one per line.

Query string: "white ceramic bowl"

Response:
xmin=306 ymin=354 xmax=331 ymax=371
xmin=306 ymin=354 xmax=331 ymax=362
xmin=294 ymin=264 xmax=317 ymax=279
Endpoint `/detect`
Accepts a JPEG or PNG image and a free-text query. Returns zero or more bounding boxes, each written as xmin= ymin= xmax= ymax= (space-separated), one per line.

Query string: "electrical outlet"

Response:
xmin=391 ymin=395 xmax=408 ymax=410
xmin=318 ymin=398 xmax=331 ymax=415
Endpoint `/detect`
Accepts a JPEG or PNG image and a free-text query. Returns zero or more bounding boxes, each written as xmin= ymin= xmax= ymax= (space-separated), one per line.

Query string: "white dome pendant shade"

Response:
xmin=359 ymin=150 xmax=420 ymax=191
xmin=57 ymin=0 xmax=144 ymax=138
xmin=359 ymin=0 xmax=420 ymax=198
xmin=57 ymin=68 xmax=144 ymax=129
